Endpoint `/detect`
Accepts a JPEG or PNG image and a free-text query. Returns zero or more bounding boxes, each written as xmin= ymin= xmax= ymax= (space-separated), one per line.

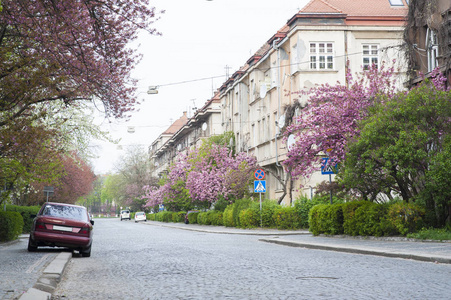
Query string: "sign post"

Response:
xmin=43 ymin=186 xmax=54 ymax=202
xmin=321 ymin=158 xmax=338 ymax=204
xmin=254 ymin=169 xmax=266 ymax=227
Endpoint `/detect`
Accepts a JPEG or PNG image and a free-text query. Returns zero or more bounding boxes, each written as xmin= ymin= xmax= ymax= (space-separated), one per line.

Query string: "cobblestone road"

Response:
xmin=0 ymin=237 xmax=58 ymax=300
xmin=51 ymin=218 xmax=450 ymax=299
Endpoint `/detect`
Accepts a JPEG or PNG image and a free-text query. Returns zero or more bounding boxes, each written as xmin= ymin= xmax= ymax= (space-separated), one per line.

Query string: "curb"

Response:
xmin=259 ymin=238 xmax=451 ymax=264
xmin=144 ymin=221 xmax=310 ymax=236
xmin=19 ymin=252 xmax=72 ymax=300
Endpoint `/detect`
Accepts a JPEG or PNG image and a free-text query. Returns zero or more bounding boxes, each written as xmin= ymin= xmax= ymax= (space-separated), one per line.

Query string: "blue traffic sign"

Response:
xmin=321 ymin=158 xmax=338 ymax=175
xmin=254 ymin=180 xmax=266 ymax=193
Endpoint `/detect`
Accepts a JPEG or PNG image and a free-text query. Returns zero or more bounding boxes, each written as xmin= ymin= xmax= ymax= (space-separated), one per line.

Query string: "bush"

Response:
xmin=188 ymin=211 xmax=200 ymax=224
xmin=6 ymin=205 xmax=40 ymax=233
xmin=197 ymin=212 xmax=208 ymax=225
xmin=342 ymin=201 xmax=369 ymax=236
xmin=206 ymin=210 xmax=223 ymax=226
xmin=0 ymin=211 xmax=24 ymax=242
xmin=309 ymin=204 xmax=344 ymax=235
xmin=232 ymin=198 xmax=252 ymax=228
xmin=223 ymin=205 xmax=235 ymax=227
xmin=293 ymin=196 xmax=329 ymax=228
xmin=354 ymin=202 xmax=395 ymax=237
xmin=239 ymin=208 xmax=260 ymax=228
xmin=147 ymin=213 xmax=156 ymax=221
xmin=388 ymin=202 xmax=426 ymax=235
xmin=172 ymin=211 xmax=186 ymax=223
xmin=155 ymin=211 xmax=173 ymax=222
xmin=273 ymin=207 xmax=301 ymax=230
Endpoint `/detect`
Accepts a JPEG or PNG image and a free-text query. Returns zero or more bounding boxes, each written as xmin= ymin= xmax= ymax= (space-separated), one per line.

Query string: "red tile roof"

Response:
xmin=300 ymin=0 xmax=408 ymax=17
xmin=162 ymin=112 xmax=188 ymax=135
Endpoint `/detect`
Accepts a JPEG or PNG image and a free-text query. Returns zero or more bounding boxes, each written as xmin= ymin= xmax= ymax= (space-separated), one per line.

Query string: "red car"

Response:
xmin=28 ymin=202 xmax=94 ymax=257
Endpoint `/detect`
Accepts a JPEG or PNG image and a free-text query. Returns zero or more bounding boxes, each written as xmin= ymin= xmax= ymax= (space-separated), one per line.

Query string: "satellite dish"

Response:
xmin=259 ymin=83 xmax=267 ymax=98
xmin=127 ymin=126 xmax=135 ymax=134
xmin=278 ymin=115 xmax=285 ymax=128
xmin=177 ymin=144 xmax=182 ymax=151
xmin=287 ymin=134 xmax=295 ymax=151
xmin=202 ymin=122 xmax=207 ymax=131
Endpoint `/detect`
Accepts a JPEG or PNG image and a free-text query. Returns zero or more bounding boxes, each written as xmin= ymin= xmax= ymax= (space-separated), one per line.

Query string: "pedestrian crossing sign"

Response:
xmin=254 ymin=180 xmax=266 ymax=193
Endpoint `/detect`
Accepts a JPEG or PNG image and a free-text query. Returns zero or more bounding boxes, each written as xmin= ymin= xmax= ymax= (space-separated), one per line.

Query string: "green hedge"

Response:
xmin=6 ymin=205 xmax=40 ymax=233
xmin=239 ymin=208 xmax=260 ymax=228
xmin=197 ymin=211 xmax=223 ymax=226
xmin=310 ymin=201 xmax=426 ymax=236
xmin=188 ymin=212 xmax=199 ymax=224
xmin=273 ymin=207 xmax=301 ymax=230
xmin=309 ymin=204 xmax=344 ymax=235
xmin=0 ymin=211 xmax=24 ymax=242
xmin=388 ymin=202 xmax=425 ymax=235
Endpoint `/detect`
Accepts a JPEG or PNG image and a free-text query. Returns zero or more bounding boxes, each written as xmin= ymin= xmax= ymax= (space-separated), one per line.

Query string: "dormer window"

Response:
xmin=389 ymin=0 xmax=404 ymax=6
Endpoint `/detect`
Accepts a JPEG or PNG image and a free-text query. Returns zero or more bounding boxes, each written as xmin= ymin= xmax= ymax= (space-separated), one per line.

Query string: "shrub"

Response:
xmin=213 ymin=197 xmax=229 ymax=212
xmin=223 ymin=205 xmax=235 ymax=227
xmin=6 ymin=205 xmax=40 ymax=233
xmin=156 ymin=211 xmax=173 ymax=222
xmin=0 ymin=211 xmax=24 ymax=242
xmin=147 ymin=213 xmax=156 ymax=221
xmin=388 ymin=202 xmax=426 ymax=235
xmin=232 ymin=198 xmax=252 ymax=228
xmin=354 ymin=202 xmax=395 ymax=237
xmin=197 ymin=212 xmax=208 ymax=225
xmin=342 ymin=201 xmax=369 ymax=236
xmin=273 ymin=207 xmax=301 ymax=230
xmin=293 ymin=196 xmax=329 ymax=228
xmin=188 ymin=212 xmax=200 ymax=224
xmin=309 ymin=204 xmax=344 ymax=235
xmin=172 ymin=211 xmax=186 ymax=223
xmin=208 ymin=211 xmax=223 ymax=226
xmin=239 ymin=208 xmax=260 ymax=228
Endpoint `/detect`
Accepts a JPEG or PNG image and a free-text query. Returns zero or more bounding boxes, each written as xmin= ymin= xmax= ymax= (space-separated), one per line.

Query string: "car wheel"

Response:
xmin=81 ymin=245 xmax=91 ymax=257
xmin=120 ymin=218 xmax=122 ymax=221
xmin=27 ymin=236 xmax=38 ymax=252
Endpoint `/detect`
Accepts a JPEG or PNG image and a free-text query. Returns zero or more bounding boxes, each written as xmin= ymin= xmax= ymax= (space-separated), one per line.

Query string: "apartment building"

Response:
xmin=148 ymin=0 xmax=409 ymax=204
xmin=403 ymin=0 xmax=451 ymax=86
xmin=149 ymin=94 xmax=222 ymax=178
xmin=219 ymin=0 xmax=408 ymax=204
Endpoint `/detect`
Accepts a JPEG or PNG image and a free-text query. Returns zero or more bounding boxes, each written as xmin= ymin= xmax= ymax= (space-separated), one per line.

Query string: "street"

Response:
xmin=46 ymin=218 xmax=451 ymax=299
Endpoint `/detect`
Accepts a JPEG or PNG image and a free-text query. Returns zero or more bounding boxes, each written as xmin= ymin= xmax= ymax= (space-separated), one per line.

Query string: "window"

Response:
xmin=426 ymin=28 xmax=439 ymax=72
xmin=362 ymin=44 xmax=379 ymax=70
xmin=310 ymin=42 xmax=334 ymax=70
xmin=389 ymin=0 xmax=404 ymax=6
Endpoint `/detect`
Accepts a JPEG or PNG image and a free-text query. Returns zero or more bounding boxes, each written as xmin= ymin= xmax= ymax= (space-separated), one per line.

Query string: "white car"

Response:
xmin=120 ymin=210 xmax=130 ymax=221
xmin=134 ymin=212 xmax=147 ymax=223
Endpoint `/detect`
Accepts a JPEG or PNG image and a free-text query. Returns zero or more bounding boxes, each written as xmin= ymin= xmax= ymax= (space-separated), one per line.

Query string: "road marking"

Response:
xmin=26 ymin=253 xmax=52 ymax=273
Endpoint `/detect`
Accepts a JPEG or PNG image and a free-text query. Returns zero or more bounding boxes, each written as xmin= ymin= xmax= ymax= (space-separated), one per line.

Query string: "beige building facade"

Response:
xmin=149 ymin=0 xmax=409 ymax=205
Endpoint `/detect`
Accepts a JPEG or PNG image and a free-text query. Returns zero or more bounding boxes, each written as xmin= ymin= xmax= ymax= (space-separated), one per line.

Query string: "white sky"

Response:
xmin=90 ymin=0 xmax=311 ymax=174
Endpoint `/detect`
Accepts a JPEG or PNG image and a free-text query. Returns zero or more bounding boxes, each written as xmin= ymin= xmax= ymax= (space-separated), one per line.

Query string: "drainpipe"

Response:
xmin=273 ymin=38 xmax=282 ymax=167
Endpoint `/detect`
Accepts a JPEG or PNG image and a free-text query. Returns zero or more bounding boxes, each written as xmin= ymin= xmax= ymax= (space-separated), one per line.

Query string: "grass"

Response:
xmin=407 ymin=227 xmax=451 ymax=241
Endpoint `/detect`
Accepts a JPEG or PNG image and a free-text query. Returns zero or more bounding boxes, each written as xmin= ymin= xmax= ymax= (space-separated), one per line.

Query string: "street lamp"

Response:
xmin=147 ymin=86 xmax=159 ymax=94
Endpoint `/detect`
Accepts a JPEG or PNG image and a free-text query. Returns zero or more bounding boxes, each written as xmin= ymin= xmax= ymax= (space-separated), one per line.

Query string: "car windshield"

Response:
xmin=122 ymin=211 xmax=129 ymax=214
xmin=41 ymin=204 xmax=88 ymax=222
xmin=137 ymin=212 xmax=144 ymax=215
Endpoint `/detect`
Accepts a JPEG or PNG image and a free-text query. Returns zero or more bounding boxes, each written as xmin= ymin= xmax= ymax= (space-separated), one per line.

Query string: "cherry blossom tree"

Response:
xmin=0 ymin=0 xmax=162 ymax=126
xmin=143 ymin=139 xmax=257 ymax=211
xmin=283 ymin=63 xmax=399 ymax=183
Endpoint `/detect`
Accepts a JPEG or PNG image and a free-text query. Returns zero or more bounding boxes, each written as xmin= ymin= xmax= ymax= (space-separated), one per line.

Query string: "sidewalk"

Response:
xmin=144 ymin=221 xmax=451 ymax=264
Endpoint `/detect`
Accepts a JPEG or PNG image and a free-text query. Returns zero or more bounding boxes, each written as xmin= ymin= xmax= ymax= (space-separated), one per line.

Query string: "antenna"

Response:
xmin=225 ymin=65 xmax=231 ymax=79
